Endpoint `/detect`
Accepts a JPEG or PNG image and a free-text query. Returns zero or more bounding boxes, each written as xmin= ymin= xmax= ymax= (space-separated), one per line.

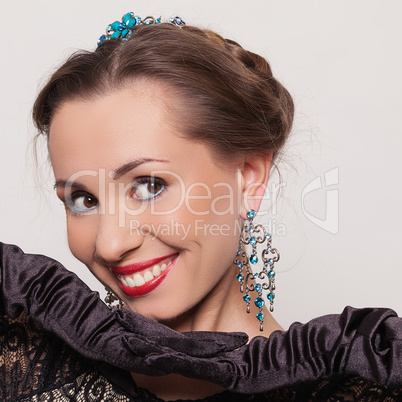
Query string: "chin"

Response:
xmin=126 ymin=300 xmax=191 ymax=326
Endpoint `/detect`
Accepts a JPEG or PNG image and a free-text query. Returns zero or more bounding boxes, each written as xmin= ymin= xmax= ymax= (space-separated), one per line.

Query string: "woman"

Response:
xmin=1 ymin=10 xmax=402 ymax=401
xmin=35 ymin=13 xmax=291 ymax=398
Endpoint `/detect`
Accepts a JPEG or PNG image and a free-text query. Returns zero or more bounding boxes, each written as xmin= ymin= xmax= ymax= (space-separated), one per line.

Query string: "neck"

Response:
xmin=160 ymin=267 xmax=282 ymax=336
xmin=131 ymin=264 xmax=283 ymax=400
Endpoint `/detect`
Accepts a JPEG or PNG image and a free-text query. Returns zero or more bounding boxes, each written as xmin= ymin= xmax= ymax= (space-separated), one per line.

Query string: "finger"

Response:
xmin=118 ymin=309 xmax=248 ymax=356
xmin=145 ymin=353 xmax=235 ymax=387
xmin=181 ymin=331 xmax=248 ymax=354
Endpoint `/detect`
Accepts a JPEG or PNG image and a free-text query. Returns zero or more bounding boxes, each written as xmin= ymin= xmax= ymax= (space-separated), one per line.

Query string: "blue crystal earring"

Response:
xmin=234 ymin=209 xmax=279 ymax=331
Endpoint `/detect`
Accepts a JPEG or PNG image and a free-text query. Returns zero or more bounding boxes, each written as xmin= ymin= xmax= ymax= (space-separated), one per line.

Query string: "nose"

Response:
xmin=95 ymin=210 xmax=144 ymax=264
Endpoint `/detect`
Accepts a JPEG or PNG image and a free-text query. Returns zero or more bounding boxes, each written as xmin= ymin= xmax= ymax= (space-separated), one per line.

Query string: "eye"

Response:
xmin=68 ymin=192 xmax=99 ymax=214
xmin=131 ymin=177 xmax=166 ymax=200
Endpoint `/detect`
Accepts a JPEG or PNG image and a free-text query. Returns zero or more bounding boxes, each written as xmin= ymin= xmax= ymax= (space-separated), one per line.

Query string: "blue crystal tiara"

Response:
xmin=97 ymin=12 xmax=186 ymax=46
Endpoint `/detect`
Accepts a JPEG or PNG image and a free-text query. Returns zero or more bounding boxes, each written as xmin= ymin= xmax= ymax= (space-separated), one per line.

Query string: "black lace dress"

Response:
xmin=2 ymin=311 xmax=402 ymax=401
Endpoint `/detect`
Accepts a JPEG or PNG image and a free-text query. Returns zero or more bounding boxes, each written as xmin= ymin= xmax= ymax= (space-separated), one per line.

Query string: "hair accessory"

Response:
xmin=234 ymin=209 xmax=280 ymax=331
xmin=104 ymin=289 xmax=124 ymax=309
xmin=97 ymin=12 xmax=186 ymax=46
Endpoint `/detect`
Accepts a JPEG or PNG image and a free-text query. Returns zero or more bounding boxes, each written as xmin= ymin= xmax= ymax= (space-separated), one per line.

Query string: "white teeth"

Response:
xmin=144 ymin=271 xmax=154 ymax=283
xmin=133 ymin=273 xmax=146 ymax=287
xmin=153 ymin=264 xmax=161 ymax=276
xmin=116 ymin=258 xmax=176 ymax=288
xmin=126 ymin=276 xmax=135 ymax=287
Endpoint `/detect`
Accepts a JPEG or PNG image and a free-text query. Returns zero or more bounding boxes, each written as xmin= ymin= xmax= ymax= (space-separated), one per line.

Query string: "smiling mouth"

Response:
xmin=116 ymin=259 xmax=174 ymax=287
xmin=109 ymin=253 xmax=179 ymax=297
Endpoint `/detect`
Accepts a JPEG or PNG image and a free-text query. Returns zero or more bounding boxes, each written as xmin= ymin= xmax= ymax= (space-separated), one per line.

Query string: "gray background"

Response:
xmin=1 ymin=0 xmax=401 ymax=328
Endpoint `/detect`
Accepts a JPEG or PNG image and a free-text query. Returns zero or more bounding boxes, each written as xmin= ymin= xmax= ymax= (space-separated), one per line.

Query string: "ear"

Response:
xmin=239 ymin=152 xmax=272 ymax=220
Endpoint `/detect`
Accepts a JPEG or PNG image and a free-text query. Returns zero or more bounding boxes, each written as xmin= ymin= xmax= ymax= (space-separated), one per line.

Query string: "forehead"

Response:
xmin=48 ymin=82 xmax=196 ymax=176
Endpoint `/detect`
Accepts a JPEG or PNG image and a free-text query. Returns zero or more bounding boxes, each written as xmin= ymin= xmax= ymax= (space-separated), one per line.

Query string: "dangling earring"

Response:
xmin=104 ymin=289 xmax=124 ymax=309
xmin=234 ymin=209 xmax=280 ymax=331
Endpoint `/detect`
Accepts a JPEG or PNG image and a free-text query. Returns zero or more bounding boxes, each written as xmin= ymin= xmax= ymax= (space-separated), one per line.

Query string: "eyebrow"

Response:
xmin=53 ymin=158 xmax=169 ymax=189
xmin=54 ymin=180 xmax=88 ymax=191
xmin=112 ymin=158 xmax=169 ymax=180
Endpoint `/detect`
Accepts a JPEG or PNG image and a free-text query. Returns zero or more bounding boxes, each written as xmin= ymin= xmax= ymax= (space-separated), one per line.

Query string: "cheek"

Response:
xmin=66 ymin=216 xmax=97 ymax=264
xmin=150 ymin=178 xmax=241 ymax=242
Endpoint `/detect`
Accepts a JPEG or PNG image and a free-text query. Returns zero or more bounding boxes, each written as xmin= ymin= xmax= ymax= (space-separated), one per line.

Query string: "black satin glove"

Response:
xmin=148 ymin=306 xmax=402 ymax=392
xmin=0 ymin=242 xmax=247 ymax=375
xmin=2 ymin=242 xmax=401 ymax=393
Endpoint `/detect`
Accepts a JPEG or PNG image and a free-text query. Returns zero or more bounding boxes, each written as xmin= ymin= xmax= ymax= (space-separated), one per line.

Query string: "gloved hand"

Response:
xmin=147 ymin=306 xmax=402 ymax=392
xmin=0 ymin=242 xmax=248 ymax=376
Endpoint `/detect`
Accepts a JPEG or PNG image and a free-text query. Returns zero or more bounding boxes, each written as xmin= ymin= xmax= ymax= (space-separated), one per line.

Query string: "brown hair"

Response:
xmin=33 ymin=23 xmax=294 ymax=162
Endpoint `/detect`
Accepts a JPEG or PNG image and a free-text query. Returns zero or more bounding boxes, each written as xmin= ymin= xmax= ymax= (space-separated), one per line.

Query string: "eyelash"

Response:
xmin=66 ymin=191 xmax=98 ymax=216
xmin=64 ymin=176 xmax=167 ymax=215
xmin=131 ymin=176 xmax=167 ymax=200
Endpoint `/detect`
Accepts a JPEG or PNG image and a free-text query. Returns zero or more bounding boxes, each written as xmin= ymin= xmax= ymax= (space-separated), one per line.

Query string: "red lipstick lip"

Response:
xmin=117 ymin=255 xmax=178 ymax=297
xmin=109 ymin=252 xmax=179 ymax=275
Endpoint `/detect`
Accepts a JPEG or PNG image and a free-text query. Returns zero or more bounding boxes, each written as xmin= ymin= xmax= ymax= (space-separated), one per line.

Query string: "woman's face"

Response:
xmin=49 ymin=81 xmax=245 ymax=322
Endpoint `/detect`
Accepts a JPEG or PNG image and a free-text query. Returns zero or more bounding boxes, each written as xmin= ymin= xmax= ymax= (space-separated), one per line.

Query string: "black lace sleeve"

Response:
xmin=0 ymin=312 xmax=140 ymax=401
xmin=0 ymin=311 xmax=90 ymax=400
